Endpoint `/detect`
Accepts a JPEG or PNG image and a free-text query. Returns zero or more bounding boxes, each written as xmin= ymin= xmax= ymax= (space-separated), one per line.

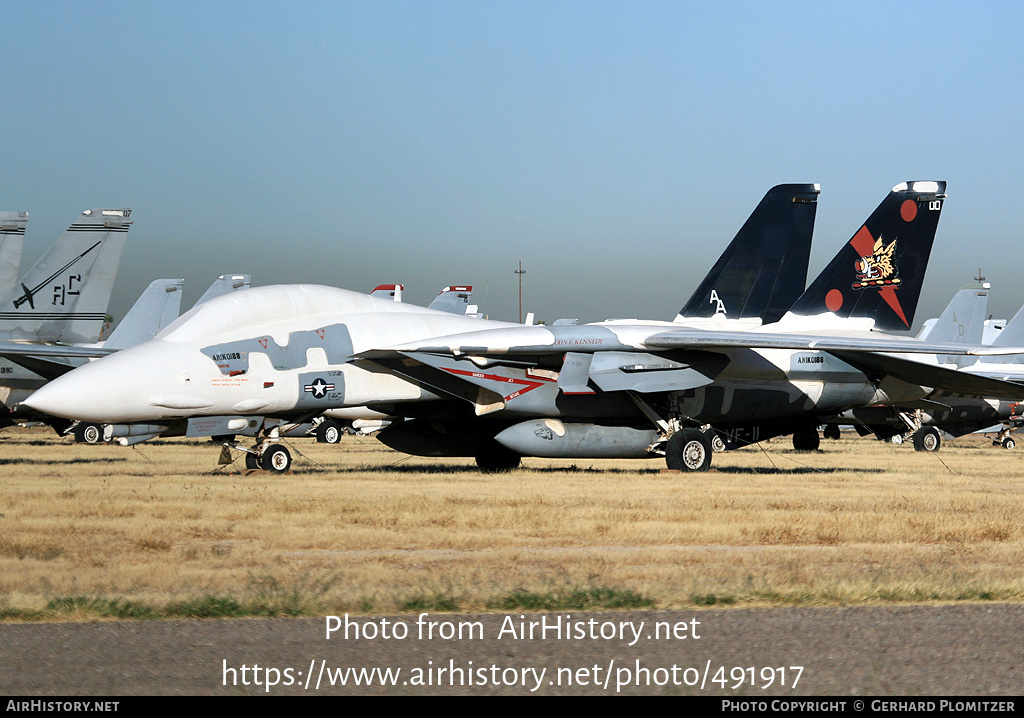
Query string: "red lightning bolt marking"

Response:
xmin=440 ymin=367 xmax=551 ymax=401
xmin=849 ymin=225 xmax=874 ymax=257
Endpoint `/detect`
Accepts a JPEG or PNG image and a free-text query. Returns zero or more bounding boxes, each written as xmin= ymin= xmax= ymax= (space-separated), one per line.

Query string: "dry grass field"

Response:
xmin=2 ymin=426 xmax=1024 ymax=620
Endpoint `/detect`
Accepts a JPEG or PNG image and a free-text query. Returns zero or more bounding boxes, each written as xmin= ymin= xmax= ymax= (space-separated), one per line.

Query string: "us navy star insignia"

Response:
xmin=304 ymin=378 xmax=335 ymax=398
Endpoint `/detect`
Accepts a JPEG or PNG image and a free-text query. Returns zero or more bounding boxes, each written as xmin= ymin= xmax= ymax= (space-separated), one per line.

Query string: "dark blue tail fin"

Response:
xmin=677 ymin=183 xmax=818 ymax=324
xmin=786 ymin=181 xmax=946 ymax=331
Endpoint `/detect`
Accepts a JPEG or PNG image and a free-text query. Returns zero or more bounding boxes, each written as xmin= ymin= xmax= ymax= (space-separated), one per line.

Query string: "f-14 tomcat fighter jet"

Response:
xmin=21 ymin=182 xmax=1024 ymax=473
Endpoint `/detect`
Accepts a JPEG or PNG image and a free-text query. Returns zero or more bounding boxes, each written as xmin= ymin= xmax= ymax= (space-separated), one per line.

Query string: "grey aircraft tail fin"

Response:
xmin=988 ymin=296 xmax=1024 ymax=358
xmin=0 ymin=212 xmax=27 ymax=301
xmin=0 ymin=208 xmax=132 ymax=344
xmin=104 ymin=278 xmax=184 ymax=351
xmin=918 ymin=280 xmax=989 ymax=345
xmin=917 ymin=278 xmax=989 ymax=367
xmin=676 ymin=183 xmax=819 ymax=324
xmin=193 ymin=273 xmax=252 ymax=309
xmin=428 ymin=286 xmax=473 ymax=315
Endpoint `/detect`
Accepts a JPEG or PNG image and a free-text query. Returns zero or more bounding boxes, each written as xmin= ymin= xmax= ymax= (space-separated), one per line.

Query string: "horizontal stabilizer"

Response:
xmin=828 ymin=350 xmax=1024 ymax=400
xmin=644 ymin=328 xmax=1024 ymax=357
xmin=0 ymin=353 xmax=78 ymax=380
xmin=0 ymin=341 xmax=117 ymax=359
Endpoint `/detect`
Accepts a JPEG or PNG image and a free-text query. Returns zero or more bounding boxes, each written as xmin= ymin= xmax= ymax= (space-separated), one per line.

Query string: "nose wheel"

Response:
xmin=260 ymin=444 xmax=292 ymax=472
xmin=238 ymin=443 xmax=293 ymax=473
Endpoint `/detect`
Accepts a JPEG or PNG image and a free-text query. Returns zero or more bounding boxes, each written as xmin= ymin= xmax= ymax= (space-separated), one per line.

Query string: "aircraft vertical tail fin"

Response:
xmin=104 ymin=278 xmax=185 ymax=350
xmin=676 ymin=183 xmax=819 ymax=324
xmin=0 ymin=212 xmax=27 ymax=301
xmin=0 ymin=208 xmax=132 ymax=344
xmin=918 ymin=278 xmax=989 ymax=367
xmin=428 ymin=286 xmax=473 ymax=315
xmin=918 ymin=280 xmax=989 ymax=345
xmin=988 ymin=300 xmax=1024 ymax=352
xmin=193 ymin=273 xmax=252 ymax=309
xmin=784 ymin=182 xmax=945 ymax=331
xmin=371 ymin=284 xmax=403 ymax=302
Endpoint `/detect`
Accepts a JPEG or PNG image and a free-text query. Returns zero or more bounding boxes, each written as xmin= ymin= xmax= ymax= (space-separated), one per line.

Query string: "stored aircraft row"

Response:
xmin=15 ymin=180 xmax=1024 ymax=473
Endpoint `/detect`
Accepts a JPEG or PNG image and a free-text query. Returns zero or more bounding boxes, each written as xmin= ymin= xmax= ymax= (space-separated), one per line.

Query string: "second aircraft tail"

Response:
xmin=676 ymin=183 xmax=818 ymax=325
xmin=0 ymin=208 xmax=132 ymax=344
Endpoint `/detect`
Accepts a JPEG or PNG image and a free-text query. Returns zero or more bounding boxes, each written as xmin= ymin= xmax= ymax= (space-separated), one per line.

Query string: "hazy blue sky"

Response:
xmin=2 ymin=1 xmax=1022 ymax=328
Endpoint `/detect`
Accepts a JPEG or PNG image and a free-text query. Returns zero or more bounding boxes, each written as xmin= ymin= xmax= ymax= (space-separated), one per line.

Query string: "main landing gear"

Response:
xmin=314 ymin=418 xmax=344 ymax=444
xmin=72 ymin=422 xmax=103 ymax=444
xmin=665 ymin=428 xmax=712 ymax=472
xmin=992 ymin=426 xmax=1017 ymax=450
xmin=792 ymin=426 xmax=820 ymax=452
xmin=474 ymin=442 xmax=522 ymax=472
xmin=911 ymin=426 xmax=941 ymax=452
xmin=890 ymin=410 xmax=941 ymax=452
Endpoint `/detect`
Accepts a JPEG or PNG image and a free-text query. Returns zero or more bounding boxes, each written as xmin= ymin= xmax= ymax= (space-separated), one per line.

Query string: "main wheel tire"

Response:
xmin=792 ymin=427 xmax=820 ymax=452
xmin=475 ymin=444 xmax=521 ymax=473
xmin=316 ymin=419 xmax=342 ymax=444
xmin=74 ymin=423 xmax=103 ymax=444
xmin=823 ymin=425 xmax=841 ymax=441
xmin=710 ymin=433 xmax=727 ymax=453
xmin=665 ymin=429 xmax=712 ymax=472
xmin=1003 ymin=437 xmax=1016 ymax=450
xmin=245 ymin=452 xmax=261 ymax=470
xmin=912 ymin=427 xmax=941 ymax=452
xmin=261 ymin=444 xmax=292 ymax=473
xmin=890 ymin=434 xmax=904 ymax=445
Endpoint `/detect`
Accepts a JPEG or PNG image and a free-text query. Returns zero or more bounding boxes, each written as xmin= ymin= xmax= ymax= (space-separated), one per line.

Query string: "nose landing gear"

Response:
xmin=216 ymin=434 xmax=295 ymax=474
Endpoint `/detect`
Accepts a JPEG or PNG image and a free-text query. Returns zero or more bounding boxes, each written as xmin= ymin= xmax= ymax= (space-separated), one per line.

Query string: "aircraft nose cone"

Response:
xmin=22 ymin=356 xmax=132 ymax=422
xmin=21 ymin=370 xmax=100 ymax=421
xmin=21 ymin=340 xmax=195 ymax=423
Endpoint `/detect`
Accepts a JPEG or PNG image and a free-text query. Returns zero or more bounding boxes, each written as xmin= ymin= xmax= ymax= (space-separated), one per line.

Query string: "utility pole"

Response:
xmin=515 ymin=260 xmax=526 ymax=323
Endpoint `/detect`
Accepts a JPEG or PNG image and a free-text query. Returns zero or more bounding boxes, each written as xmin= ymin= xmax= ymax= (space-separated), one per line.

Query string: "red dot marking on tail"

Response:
xmin=825 ymin=289 xmax=843 ymax=311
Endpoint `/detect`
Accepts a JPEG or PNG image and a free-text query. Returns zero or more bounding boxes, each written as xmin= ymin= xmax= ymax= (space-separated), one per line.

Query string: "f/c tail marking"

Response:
xmin=12 ymin=241 xmax=101 ymax=310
